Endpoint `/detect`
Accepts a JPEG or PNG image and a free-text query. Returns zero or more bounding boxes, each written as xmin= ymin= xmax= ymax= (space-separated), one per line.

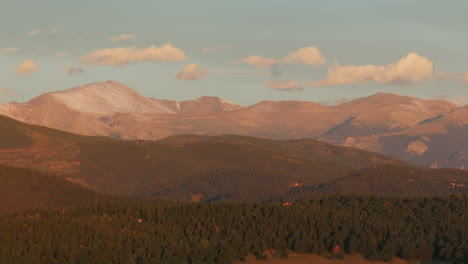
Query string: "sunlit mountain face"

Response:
xmin=1 ymin=81 xmax=468 ymax=170
xmin=0 ymin=1 xmax=466 ymax=264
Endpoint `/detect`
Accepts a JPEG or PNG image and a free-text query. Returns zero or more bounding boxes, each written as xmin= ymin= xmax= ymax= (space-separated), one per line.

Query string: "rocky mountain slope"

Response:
xmin=0 ymin=81 xmax=466 ymax=169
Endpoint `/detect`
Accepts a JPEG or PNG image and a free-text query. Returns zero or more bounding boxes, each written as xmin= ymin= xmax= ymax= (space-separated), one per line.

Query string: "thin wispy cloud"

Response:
xmin=452 ymin=96 xmax=468 ymax=106
xmin=318 ymin=97 xmax=350 ymax=105
xmin=266 ymin=80 xmax=303 ymax=91
xmin=202 ymin=45 xmax=232 ymax=53
xmin=311 ymin=53 xmax=433 ymax=87
xmin=16 ymin=60 xmax=39 ymax=75
xmin=270 ymin=64 xmax=283 ymax=77
xmin=110 ymin=34 xmax=136 ymax=42
xmin=177 ymin=63 xmax=211 ymax=80
xmin=217 ymin=70 xmax=267 ymax=75
xmin=231 ymin=55 xmax=279 ymax=68
xmin=0 ymin=47 xmax=20 ymax=55
xmin=429 ymin=71 xmax=456 ymax=82
xmin=64 ymin=67 xmax=85 ymax=75
xmin=50 ymin=51 xmax=69 ymax=58
xmin=27 ymin=29 xmax=40 ymax=35
xmin=78 ymin=44 xmax=187 ymax=66
xmin=429 ymin=71 xmax=468 ymax=84
xmin=0 ymin=88 xmax=17 ymax=96
xmin=433 ymin=93 xmax=468 ymax=106
xmin=51 ymin=26 xmax=63 ymax=33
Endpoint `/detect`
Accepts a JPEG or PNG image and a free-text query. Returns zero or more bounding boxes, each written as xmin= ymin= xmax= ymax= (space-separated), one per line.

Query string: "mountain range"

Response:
xmin=1 ymin=80 xmax=467 ymax=169
xmin=0 ymin=114 xmax=466 ymax=214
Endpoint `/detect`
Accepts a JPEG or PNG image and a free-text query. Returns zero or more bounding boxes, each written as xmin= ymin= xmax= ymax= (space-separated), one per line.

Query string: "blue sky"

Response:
xmin=1 ymin=0 xmax=467 ymax=105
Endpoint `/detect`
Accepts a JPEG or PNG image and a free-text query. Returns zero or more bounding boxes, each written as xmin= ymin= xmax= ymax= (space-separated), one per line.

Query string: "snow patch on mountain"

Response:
xmin=50 ymin=81 xmax=173 ymax=115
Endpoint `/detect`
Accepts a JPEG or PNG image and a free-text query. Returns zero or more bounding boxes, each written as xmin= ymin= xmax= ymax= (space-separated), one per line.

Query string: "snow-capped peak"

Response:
xmin=48 ymin=81 xmax=174 ymax=115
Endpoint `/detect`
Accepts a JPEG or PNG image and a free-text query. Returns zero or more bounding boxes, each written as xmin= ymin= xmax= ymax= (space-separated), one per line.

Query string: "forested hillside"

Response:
xmin=0 ymin=165 xmax=112 ymax=214
xmin=0 ymin=196 xmax=465 ymax=264
xmin=0 ymin=114 xmax=467 ymax=210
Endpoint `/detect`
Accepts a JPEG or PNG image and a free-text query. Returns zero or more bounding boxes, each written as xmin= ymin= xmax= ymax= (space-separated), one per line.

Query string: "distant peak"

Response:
xmin=194 ymin=96 xmax=222 ymax=101
xmin=76 ymin=81 xmax=135 ymax=92
xmin=254 ymin=100 xmax=323 ymax=106
xmin=369 ymin=92 xmax=402 ymax=98
xmin=104 ymin=80 xmax=123 ymax=85
xmin=31 ymin=81 xmax=170 ymax=115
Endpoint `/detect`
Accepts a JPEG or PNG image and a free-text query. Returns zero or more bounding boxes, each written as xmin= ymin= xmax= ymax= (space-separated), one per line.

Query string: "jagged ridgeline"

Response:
xmin=0 ymin=196 xmax=466 ymax=264
xmin=2 ymin=81 xmax=468 ymax=170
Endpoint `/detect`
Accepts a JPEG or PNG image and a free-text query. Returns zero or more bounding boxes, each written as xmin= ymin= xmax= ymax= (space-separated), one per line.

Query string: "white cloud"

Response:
xmin=282 ymin=46 xmax=325 ymax=66
xmin=110 ymin=34 xmax=136 ymax=42
xmin=266 ymin=80 xmax=303 ymax=91
xmin=27 ymin=29 xmax=40 ymax=35
xmin=0 ymin=47 xmax=20 ymax=55
xmin=78 ymin=44 xmax=187 ymax=66
xmin=16 ymin=60 xmax=39 ymax=75
xmin=232 ymin=46 xmax=326 ymax=69
xmin=231 ymin=55 xmax=279 ymax=68
xmin=177 ymin=63 xmax=211 ymax=80
xmin=202 ymin=45 xmax=232 ymax=53
xmin=64 ymin=67 xmax=85 ymax=75
xmin=176 ymin=63 xmax=267 ymax=80
xmin=311 ymin=53 xmax=433 ymax=87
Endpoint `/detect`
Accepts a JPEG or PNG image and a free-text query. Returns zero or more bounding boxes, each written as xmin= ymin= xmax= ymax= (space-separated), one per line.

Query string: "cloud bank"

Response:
xmin=464 ymin=72 xmax=468 ymax=84
xmin=177 ymin=63 xmax=211 ymax=80
xmin=266 ymin=80 xmax=303 ymax=91
xmin=110 ymin=34 xmax=136 ymax=42
xmin=311 ymin=53 xmax=433 ymax=87
xmin=16 ymin=60 xmax=39 ymax=75
xmin=79 ymin=44 xmax=187 ymax=66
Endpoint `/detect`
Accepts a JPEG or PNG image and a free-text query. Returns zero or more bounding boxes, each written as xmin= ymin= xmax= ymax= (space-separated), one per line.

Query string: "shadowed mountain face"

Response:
xmin=0 ymin=81 xmax=466 ymax=169
xmin=0 ymin=165 xmax=110 ymax=214
xmin=344 ymin=106 xmax=468 ymax=169
xmin=0 ymin=115 xmax=466 ymax=210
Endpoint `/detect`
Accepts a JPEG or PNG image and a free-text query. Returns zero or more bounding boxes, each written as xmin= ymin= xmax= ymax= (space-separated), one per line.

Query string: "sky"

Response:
xmin=1 ymin=0 xmax=467 ymax=106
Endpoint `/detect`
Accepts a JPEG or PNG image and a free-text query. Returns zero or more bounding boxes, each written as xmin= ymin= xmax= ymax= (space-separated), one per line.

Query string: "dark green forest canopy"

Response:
xmin=0 ymin=196 xmax=466 ymax=264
